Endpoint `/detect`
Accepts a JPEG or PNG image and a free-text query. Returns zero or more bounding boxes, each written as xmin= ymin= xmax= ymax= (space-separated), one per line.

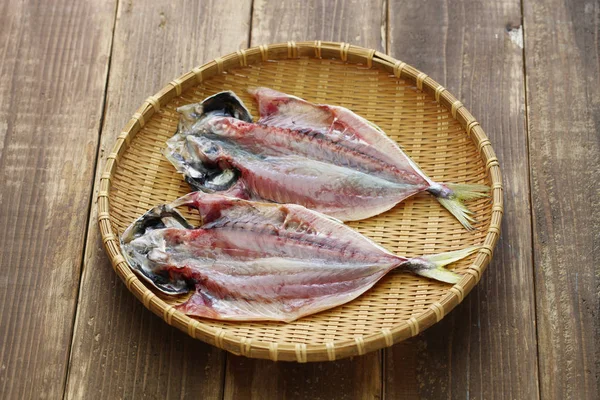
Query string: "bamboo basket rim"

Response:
xmin=97 ymin=41 xmax=503 ymax=362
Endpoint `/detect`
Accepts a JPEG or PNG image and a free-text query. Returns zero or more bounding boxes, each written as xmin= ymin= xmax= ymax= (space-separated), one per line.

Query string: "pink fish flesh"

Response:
xmin=121 ymin=192 xmax=479 ymax=322
xmin=165 ymin=88 xmax=488 ymax=229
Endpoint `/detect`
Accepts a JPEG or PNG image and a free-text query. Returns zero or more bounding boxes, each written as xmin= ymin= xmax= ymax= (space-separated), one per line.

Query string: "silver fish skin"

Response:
xmin=121 ymin=192 xmax=479 ymax=322
xmin=182 ymin=134 xmax=420 ymax=220
xmin=166 ymin=88 xmax=489 ymax=229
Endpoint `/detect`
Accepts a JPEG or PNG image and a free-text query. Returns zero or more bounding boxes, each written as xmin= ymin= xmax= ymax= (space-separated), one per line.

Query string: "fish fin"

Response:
xmin=250 ymin=87 xmax=333 ymax=129
xmin=169 ymin=192 xmax=201 ymax=208
xmin=250 ymin=87 xmax=416 ymax=171
xmin=445 ymin=183 xmax=490 ymax=201
xmin=169 ymin=191 xmax=253 ymax=226
xmin=427 ymin=183 xmax=490 ymax=230
xmin=328 ymin=105 xmax=408 ymax=153
xmin=323 ymin=214 xmax=345 ymax=224
xmin=404 ymin=246 xmax=480 ymax=284
xmin=175 ymin=290 xmax=221 ymax=319
xmin=170 ymin=192 xmax=385 ymax=253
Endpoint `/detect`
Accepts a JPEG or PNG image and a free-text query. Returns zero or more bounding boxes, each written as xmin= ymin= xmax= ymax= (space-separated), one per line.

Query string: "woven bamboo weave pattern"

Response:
xmin=98 ymin=42 xmax=503 ymax=362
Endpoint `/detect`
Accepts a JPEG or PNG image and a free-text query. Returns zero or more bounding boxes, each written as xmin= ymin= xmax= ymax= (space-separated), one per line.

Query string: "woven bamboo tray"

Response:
xmin=98 ymin=41 xmax=503 ymax=362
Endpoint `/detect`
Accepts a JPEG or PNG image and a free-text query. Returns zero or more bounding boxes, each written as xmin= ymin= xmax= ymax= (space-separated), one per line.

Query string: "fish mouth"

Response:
xmin=165 ymin=137 xmax=241 ymax=193
xmin=120 ymin=204 xmax=194 ymax=296
xmin=183 ymin=164 xmax=240 ymax=193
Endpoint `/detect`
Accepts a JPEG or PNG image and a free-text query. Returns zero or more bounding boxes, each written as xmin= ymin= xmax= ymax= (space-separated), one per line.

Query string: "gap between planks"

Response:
xmin=518 ymin=0 xmax=542 ymax=398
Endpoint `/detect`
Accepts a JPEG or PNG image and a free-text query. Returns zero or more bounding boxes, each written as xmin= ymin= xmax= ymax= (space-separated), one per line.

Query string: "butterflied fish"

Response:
xmin=165 ymin=88 xmax=488 ymax=229
xmin=121 ymin=192 xmax=479 ymax=322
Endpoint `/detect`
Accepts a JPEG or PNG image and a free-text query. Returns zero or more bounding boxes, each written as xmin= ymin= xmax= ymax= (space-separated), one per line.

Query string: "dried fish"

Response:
xmin=121 ymin=192 xmax=479 ymax=322
xmin=165 ymin=88 xmax=488 ymax=229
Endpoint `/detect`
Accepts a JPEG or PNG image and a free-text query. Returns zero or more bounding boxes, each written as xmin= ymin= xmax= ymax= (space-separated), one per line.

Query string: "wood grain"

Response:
xmin=224 ymin=354 xmax=382 ymax=400
xmin=386 ymin=0 xmax=539 ymax=398
xmin=251 ymin=0 xmax=387 ymax=50
xmin=222 ymin=1 xmax=386 ymax=399
xmin=524 ymin=0 xmax=600 ymax=398
xmin=0 ymin=0 xmax=115 ymax=398
xmin=64 ymin=1 xmax=252 ymax=399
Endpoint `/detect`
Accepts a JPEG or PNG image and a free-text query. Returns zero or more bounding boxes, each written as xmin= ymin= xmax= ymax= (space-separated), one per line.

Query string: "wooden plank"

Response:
xmin=524 ymin=0 xmax=600 ymax=398
xmin=385 ymin=1 xmax=539 ymax=398
xmin=222 ymin=1 xmax=386 ymax=399
xmin=64 ymin=1 xmax=252 ymax=398
xmin=250 ymin=0 xmax=387 ymax=48
xmin=225 ymin=355 xmax=382 ymax=400
xmin=0 ymin=0 xmax=115 ymax=398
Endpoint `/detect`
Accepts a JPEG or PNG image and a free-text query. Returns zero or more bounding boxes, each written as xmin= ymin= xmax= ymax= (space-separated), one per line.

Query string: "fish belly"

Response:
xmin=176 ymin=258 xmax=391 ymax=322
xmin=232 ymin=155 xmax=426 ymax=220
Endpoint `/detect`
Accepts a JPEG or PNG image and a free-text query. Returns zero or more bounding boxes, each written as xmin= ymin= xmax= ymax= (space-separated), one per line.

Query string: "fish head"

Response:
xmin=120 ymin=205 xmax=194 ymax=295
xmin=180 ymin=136 xmax=239 ymax=192
xmin=164 ymin=133 xmax=241 ymax=193
xmin=185 ymin=135 xmax=226 ymax=164
xmin=183 ymin=168 xmax=240 ymax=193
xmin=176 ymin=91 xmax=253 ymax=135
xmin=205 ymin=117 xmax=255 ymax=140
xmin=121 ymin=204 xmax=193 ymax=243
xmin=200 ymin=91 xmax=253 ymax=122
xmin=176 ymin=103 xmax=205 ymax=134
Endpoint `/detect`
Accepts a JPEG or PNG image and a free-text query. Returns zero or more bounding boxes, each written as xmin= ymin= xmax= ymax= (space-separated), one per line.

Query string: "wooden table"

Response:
xmin=1 ymin=0 xmax=598 ymax=398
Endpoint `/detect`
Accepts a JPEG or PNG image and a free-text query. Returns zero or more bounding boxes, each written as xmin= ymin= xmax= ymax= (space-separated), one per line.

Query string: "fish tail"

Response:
xmin=402 ymin=246 xmax=480 ymax=284
xmin=426 ymin=183 xmax=489 ymax=230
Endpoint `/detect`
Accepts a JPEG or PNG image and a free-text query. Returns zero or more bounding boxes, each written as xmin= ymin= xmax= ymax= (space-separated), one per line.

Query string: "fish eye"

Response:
xmin=202 ymin=143 xmax=219 ymax=154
